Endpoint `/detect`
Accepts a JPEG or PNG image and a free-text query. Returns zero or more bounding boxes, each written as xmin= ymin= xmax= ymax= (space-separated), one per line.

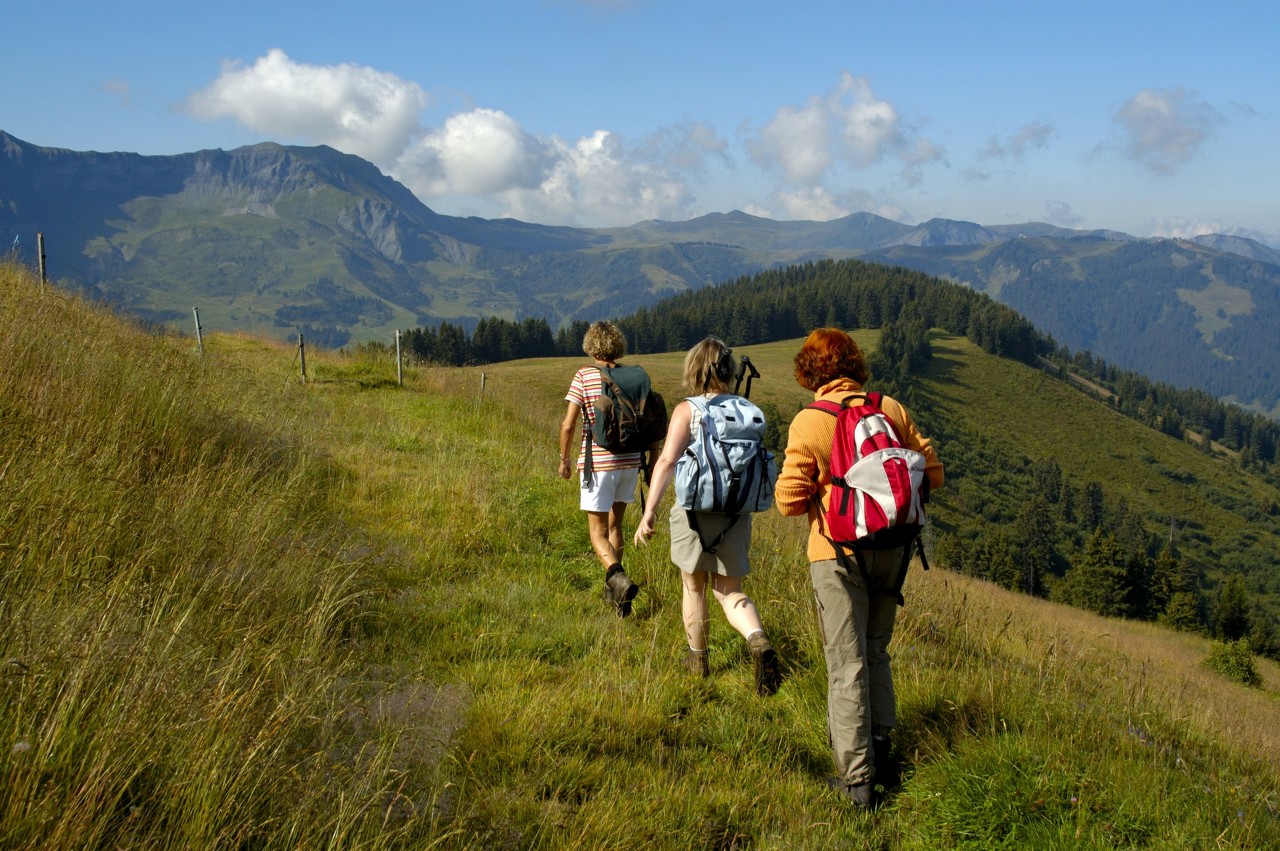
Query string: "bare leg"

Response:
xmin=680 ymin=570 xmax=710 ymax=650
xmin=711 ymin=574 xmax=765 ymax=638
xmin=713 ymin=574 xmax=779 ymax=696
xmin=586 ymin=510 xmax=619 ymax=569
xmin=606 ymin=501 xmax=627 ymax=565
xmin=586 ymin=502 xmax=629 ymax=569
xmin=591 ymin=504 xmax=637 ymax=616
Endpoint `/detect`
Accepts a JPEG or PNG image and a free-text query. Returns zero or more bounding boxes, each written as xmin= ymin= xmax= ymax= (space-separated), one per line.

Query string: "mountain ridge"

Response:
xmin=3 ymin=129 xmax=1277 ymax=416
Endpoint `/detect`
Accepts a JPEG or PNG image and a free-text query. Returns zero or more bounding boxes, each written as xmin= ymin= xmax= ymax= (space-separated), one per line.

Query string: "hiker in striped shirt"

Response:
xmin=558 ymin=321 xmax=646 ymax=616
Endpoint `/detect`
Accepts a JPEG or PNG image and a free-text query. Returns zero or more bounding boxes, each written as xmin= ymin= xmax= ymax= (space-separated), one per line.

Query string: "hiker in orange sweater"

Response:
xmin=775 ymin=328 xmax=944 ymax=809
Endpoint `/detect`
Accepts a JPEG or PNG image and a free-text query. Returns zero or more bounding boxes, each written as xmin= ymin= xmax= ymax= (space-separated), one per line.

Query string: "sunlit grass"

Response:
xmin=3 ymin=259 xmax=1277 ymax=848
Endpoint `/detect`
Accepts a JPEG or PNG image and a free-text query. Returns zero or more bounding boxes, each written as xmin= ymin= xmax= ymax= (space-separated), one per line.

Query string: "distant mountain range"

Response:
xmin=3 ymin=129 xmax=1278 ymax=417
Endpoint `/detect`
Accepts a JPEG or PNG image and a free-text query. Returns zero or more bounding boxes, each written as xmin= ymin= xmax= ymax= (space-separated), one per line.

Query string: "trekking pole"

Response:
xmin=733 ymin=355 xmax=760 ymax=398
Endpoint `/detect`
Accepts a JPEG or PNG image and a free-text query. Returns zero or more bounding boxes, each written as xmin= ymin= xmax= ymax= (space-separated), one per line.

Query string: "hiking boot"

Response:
xmin=872 ymin=734 xmax=899 ymax=790
xmin=602 ymin=567 xmax=639 ymax=617
xmin=827 ymin=777 xmax=875 ymax=810
xmin=747 ymin=633 xmax=780 ymax=696
xmin=683 ymin=648 xmax=709 ymax=678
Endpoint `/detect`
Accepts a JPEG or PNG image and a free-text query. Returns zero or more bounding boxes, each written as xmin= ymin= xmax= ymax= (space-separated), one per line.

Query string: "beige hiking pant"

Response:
xmin=809 ymin=549 xmax=903 ymax=786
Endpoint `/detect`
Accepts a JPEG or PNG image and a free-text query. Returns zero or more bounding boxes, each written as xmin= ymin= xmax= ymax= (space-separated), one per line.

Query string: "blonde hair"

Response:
xmin=582 ymin=321 xmax=626 ymax=362
xmin=682 ymin=336 xmax=733 ymax=394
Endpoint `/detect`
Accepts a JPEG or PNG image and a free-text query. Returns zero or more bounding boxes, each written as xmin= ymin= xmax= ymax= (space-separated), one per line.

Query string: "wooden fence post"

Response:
xmin=37 ymin=232 xmax=46 ymax=292
xmin=192 ymin=307 xmax=204 ymax=355
xmin=395 ymin=329 xmax=403 ymax=386
xmin=298 ymin=333 xmax=307 ymax=384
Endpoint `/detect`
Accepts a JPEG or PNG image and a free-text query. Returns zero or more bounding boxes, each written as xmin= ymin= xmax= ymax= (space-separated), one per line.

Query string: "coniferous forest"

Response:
xmin=398 ymin=259 xmax=1279 ymax=471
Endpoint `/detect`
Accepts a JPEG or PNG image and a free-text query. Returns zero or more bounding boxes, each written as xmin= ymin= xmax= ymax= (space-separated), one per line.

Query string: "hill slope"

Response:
xmin=4 ymin=130 xmax=1279 ymax=417
xmin=3 ymin=259 xmax=1278 ymax=847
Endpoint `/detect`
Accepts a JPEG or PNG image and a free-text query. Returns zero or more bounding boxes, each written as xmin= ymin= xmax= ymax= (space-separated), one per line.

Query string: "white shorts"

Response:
xmin=579 ymin=467 xmax=640 ymax=512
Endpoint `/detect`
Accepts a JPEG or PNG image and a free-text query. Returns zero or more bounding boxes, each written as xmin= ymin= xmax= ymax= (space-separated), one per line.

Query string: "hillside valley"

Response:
xmin=3 ymin=129 xmax=1279 ymax=419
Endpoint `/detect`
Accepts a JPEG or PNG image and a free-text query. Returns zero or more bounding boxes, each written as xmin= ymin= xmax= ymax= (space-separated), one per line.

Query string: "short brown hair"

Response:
xmin=682 ymin=336 xmax=733 ymax=394
xmin=582 ymin=321 xmax=626 ymax=362
xmin=793 ymin=327 xmax=868 ymax=391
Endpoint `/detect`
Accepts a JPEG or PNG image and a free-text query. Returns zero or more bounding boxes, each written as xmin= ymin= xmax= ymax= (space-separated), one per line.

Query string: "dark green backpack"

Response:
xmin=591 ymin=365 xmax=667 ymax=453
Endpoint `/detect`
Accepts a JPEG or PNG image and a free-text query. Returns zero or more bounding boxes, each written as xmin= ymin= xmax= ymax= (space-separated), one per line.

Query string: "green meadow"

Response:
xmin=2 ymin=260 xmax=1277 ymax=849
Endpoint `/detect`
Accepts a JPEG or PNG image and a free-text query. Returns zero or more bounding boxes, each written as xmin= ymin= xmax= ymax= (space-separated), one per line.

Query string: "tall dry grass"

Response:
xmin=0 ymin=264 xmax=411 ymax=847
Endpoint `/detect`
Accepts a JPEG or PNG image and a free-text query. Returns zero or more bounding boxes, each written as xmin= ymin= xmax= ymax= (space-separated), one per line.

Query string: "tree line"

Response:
xmin=397 ymin=257 xmax=1278 ymax=475
xmin=399 ymin=316 xmax=584 ymax=365
xmin=613 ymin=258 xmax=1278 ymax=472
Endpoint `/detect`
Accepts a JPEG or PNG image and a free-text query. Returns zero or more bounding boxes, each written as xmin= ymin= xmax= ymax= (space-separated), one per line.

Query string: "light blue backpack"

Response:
xmin=674 ymin=395 xmax=777 ymax=550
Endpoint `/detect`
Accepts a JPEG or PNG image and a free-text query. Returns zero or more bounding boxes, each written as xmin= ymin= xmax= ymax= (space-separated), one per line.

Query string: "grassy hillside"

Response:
xmin=2 ymin=261 xmax=1278 ymax=848
xmin=917 ymin=334 xmax=1280 ymax=597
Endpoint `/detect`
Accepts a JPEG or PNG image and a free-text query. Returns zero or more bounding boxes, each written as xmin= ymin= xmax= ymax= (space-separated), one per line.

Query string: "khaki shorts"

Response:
xmin=668 ymin=505 xmax=752 ymax=577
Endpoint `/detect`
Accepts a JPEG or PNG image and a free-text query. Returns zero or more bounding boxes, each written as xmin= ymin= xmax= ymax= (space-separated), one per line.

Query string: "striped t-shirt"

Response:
xmin=566 ymin=366 xmax=643 ymax=472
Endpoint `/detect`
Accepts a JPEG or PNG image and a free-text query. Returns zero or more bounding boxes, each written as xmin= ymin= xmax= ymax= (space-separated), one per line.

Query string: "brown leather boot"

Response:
xmin=747 ymin=633 xmax=780 ymax=696
xmin=602 ymin=566 xmax=639 ymax=617
xmin=682 ymin=648 xmax=709 ymax=678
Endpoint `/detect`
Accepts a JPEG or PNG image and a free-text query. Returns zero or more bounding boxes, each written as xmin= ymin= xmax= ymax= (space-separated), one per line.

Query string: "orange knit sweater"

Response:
xmin=775 ymin=377 xmax=945 ymax=562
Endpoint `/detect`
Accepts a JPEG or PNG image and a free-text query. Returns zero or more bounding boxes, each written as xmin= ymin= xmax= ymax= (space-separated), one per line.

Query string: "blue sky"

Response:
xmin=4 ymin=1 xmax=1276 ymax=244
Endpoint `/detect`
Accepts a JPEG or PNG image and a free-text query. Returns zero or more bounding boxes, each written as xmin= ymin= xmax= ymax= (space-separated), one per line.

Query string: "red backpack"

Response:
xmin=808 ymin=392 xmax=930 ymax=601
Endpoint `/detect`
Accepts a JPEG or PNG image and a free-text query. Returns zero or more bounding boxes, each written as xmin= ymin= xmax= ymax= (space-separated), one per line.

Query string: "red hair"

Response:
xmin=793 ymin=328 xmax=868 ymax=391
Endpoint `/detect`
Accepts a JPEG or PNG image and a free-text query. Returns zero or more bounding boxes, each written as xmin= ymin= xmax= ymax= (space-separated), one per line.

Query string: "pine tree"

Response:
xmin=1013 ymin=494 xmax=1056 ymax=597
xmin=983 ymin=528 xmax=1019 ymax=590
xmin=1160 ymin=591 xmax=1204 ymax=632
xmin=1124 ymin=549 xmax=1155 ymax=620
xmin=1080 ymin=481 xmax=1105 ymax=531
xmin=1148 ymin=546 xmax=1181 ymax=616
xmin=1214 ymin=575 xmax=1252 ymax=641
xmin=1058 ymin=530 xmax=1129 ymax=617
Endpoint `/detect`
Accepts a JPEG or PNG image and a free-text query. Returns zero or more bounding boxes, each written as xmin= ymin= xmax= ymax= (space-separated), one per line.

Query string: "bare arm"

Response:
xmin=634 ymin=400 xmax=693 ymax=544
xmin=558 ymin=401 xmax=581 ymax=480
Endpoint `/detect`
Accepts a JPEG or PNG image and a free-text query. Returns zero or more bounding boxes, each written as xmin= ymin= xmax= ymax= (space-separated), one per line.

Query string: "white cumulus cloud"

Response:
xmin=398 ymin=108 xmax=554 ymax=197
xmin=1113 ymin=87 xmax=1222 ymax=175
xmin=747 ymin=72 xmax=942 ymax=187
xmin=494 ymin=129 xmax=697 ymax=226
xmin=1044 ymin=200 xmax=1085 ymax=227
xmin=185 ymin=49 xmax=428 ymax=165
xmin=771 ymin=187 xmax=850 ymax=221
xmin=184 ymin=50 xmax=728 ymax=227
xmin=747 ymin=99 xmax=833 ymax=184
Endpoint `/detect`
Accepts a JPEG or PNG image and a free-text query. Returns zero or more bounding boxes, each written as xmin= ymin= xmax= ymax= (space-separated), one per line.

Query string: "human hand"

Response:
xmin=633 ymin=514 xmax=655 ymax=546
xmin=558 ymin=457 xmax=572 ymax=480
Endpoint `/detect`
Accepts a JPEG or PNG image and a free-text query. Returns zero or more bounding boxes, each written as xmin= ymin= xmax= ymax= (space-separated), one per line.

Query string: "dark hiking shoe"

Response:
xmin=827 ymin=777 xmax=875 ymax=810
xmin=747 ymin=633 xmax=780 ymax=696
xmin=683 ymin=648 xmax=709 ymax=678
xmin=602 ymin=567 xmax=639 ymax=617
xmin=872 ymin=734 xmax=899 ymax=790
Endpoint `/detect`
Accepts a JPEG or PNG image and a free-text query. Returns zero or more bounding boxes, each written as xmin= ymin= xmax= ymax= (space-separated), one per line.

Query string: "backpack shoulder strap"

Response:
xmin=806 ymin=399 xmax=842 ymax=416
xmin=808 ymin=393 xmax=868 ymax=416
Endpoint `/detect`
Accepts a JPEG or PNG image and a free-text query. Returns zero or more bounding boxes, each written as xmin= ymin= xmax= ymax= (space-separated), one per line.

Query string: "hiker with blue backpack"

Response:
xmin=775 ymin=328 xmax=944 ymax=810
xmin=633 ymin=337 xmax=781 ymax=696
xmin=559 ymin=321 xmax=666 ymax=617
